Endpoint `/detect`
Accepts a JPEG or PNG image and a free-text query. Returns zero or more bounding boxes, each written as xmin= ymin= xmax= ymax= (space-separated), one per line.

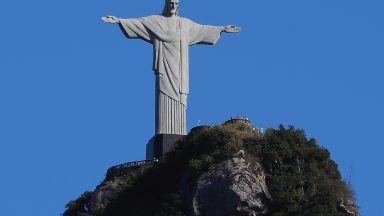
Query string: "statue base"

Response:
xmin=146 ymin=134 xmax=185 ymax=160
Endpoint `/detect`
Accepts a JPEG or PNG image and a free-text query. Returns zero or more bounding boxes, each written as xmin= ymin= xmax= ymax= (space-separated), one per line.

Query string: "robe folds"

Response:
xmin=119 ymin=15 xmax=223 ymax=135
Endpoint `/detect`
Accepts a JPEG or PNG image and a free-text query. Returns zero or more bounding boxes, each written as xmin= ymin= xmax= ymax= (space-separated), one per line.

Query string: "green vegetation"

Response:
xmin=63 ymin=192 xmax=92 ymax=216
xmin=63 ymin=121 xmax=357 ymax=216
xmin=259 ymin=125 xmax=355 ymax=216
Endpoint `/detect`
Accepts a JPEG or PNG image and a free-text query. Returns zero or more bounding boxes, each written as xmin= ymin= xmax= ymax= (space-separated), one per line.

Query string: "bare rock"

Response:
xmin=184 ymin=152 xmax=271 ymax=216
xmin=87 ymin=178 xmax=126 ymax=214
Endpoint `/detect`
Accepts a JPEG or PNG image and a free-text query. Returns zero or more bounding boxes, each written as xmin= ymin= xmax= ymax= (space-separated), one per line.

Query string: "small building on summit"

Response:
xmin=224 ymin=116 xmax=251 ymax=125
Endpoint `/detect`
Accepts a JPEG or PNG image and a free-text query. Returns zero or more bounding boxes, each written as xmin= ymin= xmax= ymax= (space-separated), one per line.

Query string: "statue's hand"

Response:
xmin=224 ymin=25 xmax=241 ymax=33
xmin=101 ymin=16 xmax=120 ymax=24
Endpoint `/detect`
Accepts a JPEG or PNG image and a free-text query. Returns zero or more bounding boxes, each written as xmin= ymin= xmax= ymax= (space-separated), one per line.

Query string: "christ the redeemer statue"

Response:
xmin=102 ymin=0 xmax=240 ymax=136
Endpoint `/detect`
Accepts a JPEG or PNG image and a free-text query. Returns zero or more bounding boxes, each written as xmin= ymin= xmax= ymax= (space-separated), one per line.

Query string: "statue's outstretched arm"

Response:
xmin=101 ymin=16 xmax=120 ymax=24
xmin=222 ymin=25 xmax=241 ymax=33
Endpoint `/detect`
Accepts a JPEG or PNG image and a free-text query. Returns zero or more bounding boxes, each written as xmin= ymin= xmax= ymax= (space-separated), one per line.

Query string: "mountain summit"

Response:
xmin=64 ymin=121 xmax=359 ymax=216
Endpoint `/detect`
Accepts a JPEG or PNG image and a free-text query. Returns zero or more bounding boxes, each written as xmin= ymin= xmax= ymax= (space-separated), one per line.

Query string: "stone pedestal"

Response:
xmin=146 ymin=134 xmax=185 ymax=159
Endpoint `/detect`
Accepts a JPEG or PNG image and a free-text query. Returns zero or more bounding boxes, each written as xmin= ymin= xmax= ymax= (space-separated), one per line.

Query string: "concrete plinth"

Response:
xmin=146 ymin=134 xmax=185 ymax=159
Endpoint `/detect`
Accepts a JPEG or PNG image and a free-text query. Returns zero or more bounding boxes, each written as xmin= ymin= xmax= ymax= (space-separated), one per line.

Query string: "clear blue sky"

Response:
xmin=0 ymin=0 xmax=383 ymax=215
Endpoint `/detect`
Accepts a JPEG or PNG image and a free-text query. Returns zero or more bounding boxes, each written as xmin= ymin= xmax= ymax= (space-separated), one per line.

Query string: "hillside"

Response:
xmin=63 ymin=121 xmax=359 ymax=216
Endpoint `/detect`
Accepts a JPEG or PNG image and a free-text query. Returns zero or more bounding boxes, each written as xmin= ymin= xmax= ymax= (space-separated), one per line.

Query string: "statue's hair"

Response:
xmin=162 ymin=0 xmax=179 ymax=16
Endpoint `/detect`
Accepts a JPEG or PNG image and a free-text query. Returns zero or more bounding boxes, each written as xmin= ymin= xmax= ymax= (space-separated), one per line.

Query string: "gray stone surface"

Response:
xmin=88 ymin=168 xmax=141 ymax=214
xmin=181 ymin=151 xmax=271 ymax=216
xmin=88 ymin=178 xmax=126 ymax=214
xmin=102 ymin=0 xmax=240 ymax=135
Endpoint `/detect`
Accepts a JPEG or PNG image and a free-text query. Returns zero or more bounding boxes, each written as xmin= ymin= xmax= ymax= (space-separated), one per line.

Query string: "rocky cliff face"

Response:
xmin=185 ymin=153 xmax=271 ymax=216
xmin=87 ymin=163 xmax=151 ymax=215
xmin=88 ymin=177 xmax=126 ymax=214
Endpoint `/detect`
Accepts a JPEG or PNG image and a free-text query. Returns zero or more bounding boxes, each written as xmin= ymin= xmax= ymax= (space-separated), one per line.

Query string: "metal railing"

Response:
xmin=106 ymin=158 xmax=159 ymax=178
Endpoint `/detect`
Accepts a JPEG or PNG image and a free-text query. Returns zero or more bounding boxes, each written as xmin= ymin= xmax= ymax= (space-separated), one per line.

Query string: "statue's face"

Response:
xmin=167 ymin=0 xmax=179 ymax=15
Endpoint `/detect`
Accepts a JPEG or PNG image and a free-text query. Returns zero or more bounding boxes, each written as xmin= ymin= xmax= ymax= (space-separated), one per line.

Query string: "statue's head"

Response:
xmin=162 ymin=0 xmax=179 ymax=17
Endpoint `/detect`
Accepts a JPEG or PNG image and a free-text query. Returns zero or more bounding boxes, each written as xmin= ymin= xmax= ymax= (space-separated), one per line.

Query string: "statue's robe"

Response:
xmin=119 ymin=15 xmax=222 ymax=135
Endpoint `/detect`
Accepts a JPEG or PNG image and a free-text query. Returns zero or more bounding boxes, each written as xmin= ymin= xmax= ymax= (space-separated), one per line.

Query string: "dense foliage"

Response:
xmin=257 ymin=125 xmax=355 ymax=216
xmin=63 ymin=122 xmax=357 ymax=216
xmin=63 ymin=191 xmax=92 ymax=216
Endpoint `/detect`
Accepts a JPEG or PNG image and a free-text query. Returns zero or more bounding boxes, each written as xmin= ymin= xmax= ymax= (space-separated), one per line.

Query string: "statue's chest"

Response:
xmin=164 ymin=18 xmax=181 ymax=33
xmin=153 ymin=17 xmax=185 ymax=43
